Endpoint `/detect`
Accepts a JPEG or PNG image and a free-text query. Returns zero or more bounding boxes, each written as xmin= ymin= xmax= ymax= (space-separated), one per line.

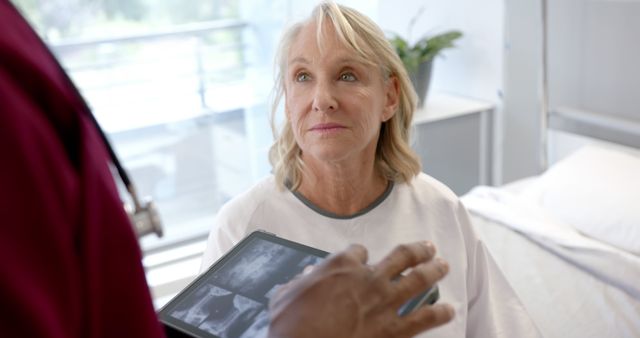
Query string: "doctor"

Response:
xmin=0 ymin=1 xmax=452 ymax=337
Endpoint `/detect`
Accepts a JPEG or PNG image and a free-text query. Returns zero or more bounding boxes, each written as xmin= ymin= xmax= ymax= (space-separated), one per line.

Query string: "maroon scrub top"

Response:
xmin=0 ymin=1 xmax=165 ymax=337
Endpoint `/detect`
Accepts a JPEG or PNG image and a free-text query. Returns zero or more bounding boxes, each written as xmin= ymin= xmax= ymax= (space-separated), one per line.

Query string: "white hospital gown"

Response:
xmin=201 ymin=173 xmax=542 ymax=337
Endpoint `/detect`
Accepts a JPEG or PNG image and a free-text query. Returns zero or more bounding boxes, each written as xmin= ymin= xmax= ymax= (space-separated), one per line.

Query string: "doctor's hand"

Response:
xmin=267 ymin=242 xmax=454 ymax=338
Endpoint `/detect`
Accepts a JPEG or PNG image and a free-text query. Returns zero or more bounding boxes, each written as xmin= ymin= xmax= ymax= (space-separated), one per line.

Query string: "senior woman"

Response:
xmin=201 ymin=2 xmax=541 ymax=337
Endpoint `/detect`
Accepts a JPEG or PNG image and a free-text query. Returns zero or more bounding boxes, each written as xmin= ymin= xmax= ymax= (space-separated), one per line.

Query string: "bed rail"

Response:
xmin=549 ymin=107 xmax=640 ymax=149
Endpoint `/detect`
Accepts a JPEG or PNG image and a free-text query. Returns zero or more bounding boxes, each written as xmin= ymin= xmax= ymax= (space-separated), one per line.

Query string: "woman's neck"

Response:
xmin=296 ymin=158 xmax=388 ymax=217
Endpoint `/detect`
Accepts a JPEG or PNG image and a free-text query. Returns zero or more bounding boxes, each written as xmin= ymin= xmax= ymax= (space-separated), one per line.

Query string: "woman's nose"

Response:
xmin=311 ymin=82 xmax=338 ymax=113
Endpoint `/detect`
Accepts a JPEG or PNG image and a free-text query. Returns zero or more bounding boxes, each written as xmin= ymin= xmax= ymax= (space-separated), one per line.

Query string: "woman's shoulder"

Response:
xmin=389 ymin=172 xmax=466 ymax=217
xmin=403 ymin=172 xmax=459 ymax=203
xmin=217 ymin=175 xmax=282 ymax=218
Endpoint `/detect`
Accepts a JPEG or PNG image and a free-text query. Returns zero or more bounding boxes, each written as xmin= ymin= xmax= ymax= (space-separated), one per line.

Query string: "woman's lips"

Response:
xmin=310 ymin=123 xmax=346 ymax=132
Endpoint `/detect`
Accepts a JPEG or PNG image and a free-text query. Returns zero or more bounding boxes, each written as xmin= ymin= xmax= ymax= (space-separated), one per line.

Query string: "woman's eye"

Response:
xmin=339 ymin=72 xmax=357 ymax=82
xmin=295 ymin=73 xmax=310 ymax=82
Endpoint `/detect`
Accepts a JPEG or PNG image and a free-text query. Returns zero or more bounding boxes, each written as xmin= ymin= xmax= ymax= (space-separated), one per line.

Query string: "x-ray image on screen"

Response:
xmin=297 ymin=254 xmax=324 ymax=270
xmin=207 ymin=237 xmax=321 ymax=302
xmin=197 ymin=293 xmax=263 ymax=338
xmin=170 ymin=284 xmax=264 ymax=338
xmin=238 ymin=310 xmax=270 ymax=338
xmin=164 ymin=236 xmax=327 ymax=338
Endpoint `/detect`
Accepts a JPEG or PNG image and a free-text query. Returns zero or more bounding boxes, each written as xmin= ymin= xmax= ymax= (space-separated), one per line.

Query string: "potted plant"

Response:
xmin=389 ymin=13 xmax=462 ymax=108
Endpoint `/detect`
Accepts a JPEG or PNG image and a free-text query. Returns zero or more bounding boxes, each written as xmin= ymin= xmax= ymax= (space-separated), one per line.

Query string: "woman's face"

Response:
xmin=284 ymin=20 xmax=398 ymax=166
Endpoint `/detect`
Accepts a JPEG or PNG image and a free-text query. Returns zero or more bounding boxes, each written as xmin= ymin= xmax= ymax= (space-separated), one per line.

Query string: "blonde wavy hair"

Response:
xmin=269 ymin=1 xmax=421 ymax=190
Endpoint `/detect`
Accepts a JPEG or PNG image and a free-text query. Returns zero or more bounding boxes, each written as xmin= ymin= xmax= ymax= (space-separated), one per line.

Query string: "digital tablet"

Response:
xmin=158 ymin=230 xmax=439 ymax=338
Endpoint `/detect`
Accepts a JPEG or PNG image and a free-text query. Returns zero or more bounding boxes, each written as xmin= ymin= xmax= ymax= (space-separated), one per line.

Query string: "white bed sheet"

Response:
xmin=462 ymin=183 xmax=640 ymax=338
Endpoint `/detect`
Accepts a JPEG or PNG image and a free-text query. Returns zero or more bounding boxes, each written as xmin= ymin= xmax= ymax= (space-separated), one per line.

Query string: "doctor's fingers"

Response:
xmin=396 ymin=303 xmax=455 ymax=338
xmin=373 ymin=242 xmax=436 ymax=279
xmin=390 ymin=258 xmax=449 ymax=308
xmin=322 ymin=243 xmax=369 ymax=270
xmin=274 ymin=244 xmax=369 ymax=300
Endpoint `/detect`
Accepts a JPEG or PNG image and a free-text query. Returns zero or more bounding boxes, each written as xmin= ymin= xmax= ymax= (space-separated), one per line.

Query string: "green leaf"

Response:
xmin=388 ymin=29 xmax=463 ymax=74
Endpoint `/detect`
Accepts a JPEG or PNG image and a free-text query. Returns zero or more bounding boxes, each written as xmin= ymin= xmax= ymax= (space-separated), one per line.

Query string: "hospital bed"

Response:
xmin=457 ymin=0 xmax=640 ymax=334
xmin=461 ymin=109 xmax=640 ymax=337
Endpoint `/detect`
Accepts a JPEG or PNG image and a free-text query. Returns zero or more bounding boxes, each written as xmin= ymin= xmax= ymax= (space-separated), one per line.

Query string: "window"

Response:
xmin=12 ymin=0 xmax=277 ymax=254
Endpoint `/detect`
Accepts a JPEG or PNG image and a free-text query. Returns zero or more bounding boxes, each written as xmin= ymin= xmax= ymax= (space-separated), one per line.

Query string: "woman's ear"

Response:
xmin=382 ymin=76 xmax=399 ymax=122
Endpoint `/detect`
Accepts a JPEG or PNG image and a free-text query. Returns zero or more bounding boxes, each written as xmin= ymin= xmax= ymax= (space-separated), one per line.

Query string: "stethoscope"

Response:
xmin=90 ymin=114 xmax=165 ymax=239
xmin=42 ymin=35 xmax=164 ymax=240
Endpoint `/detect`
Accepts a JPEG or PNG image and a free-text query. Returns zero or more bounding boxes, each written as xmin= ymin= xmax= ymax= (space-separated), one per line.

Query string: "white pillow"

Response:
xmin=521 ymin=145 xmax=640 ymax=255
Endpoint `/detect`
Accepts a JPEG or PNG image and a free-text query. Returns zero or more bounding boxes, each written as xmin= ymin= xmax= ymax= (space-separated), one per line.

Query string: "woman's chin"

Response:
xmin=303 ymin=148 xmax=354 ymax=165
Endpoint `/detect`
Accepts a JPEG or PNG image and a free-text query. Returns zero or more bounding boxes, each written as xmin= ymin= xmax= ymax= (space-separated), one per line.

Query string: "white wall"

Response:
xmin=377 ymin=0 xmax=505 ymax=102
xmin=549 ymin=0 xmax=640 ymax=121
xmin=580 ymin=1 xmax=640 ymax=121
xmin=503 ymin=0 xmax=640 ymax=182
xmin=501 ymin=0 xmax=545 ymax=183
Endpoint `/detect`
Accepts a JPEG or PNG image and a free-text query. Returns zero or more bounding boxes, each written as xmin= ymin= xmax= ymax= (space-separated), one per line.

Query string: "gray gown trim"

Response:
xmin=289 ymin=180 xmax=394 ymax=220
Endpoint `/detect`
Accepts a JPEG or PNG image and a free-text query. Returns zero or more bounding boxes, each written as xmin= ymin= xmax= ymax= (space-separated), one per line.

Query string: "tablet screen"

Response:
xmin=159 ymin=231 xmax=328 ymax=338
